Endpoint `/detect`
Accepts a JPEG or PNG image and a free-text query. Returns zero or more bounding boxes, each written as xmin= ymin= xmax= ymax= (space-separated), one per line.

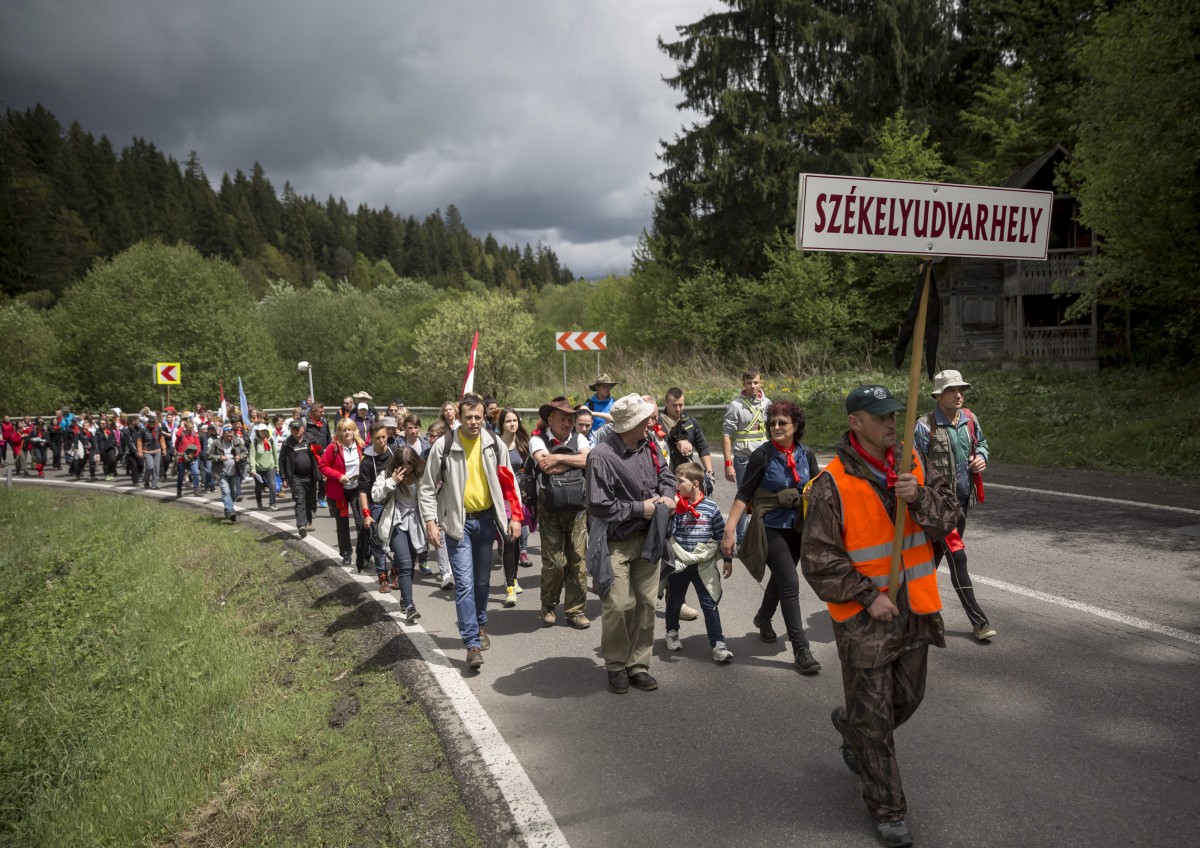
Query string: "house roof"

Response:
xmin=1002 ymin=144 xmax=1070 ymax=191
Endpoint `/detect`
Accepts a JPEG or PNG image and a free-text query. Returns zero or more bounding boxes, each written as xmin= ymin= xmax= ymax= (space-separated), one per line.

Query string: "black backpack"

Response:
xmin=537 ymin=433 xmax=586 ymax=513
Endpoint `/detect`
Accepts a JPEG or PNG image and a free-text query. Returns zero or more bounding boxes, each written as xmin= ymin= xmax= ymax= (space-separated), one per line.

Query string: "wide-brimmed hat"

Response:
xmin=588 ymin=372 xmax=618 ymax=391
xmin=353 ymin=390 xmax=373 ymax=401
xmin=845 ymin=385 xmax=904 ymax=416
xmin=539 ymin=398 xmax=578 ymax=421
xmin=609 ymin=393 xmax=655 ymax=434
xmin=930 ymin=369 xmax=971 ymax=398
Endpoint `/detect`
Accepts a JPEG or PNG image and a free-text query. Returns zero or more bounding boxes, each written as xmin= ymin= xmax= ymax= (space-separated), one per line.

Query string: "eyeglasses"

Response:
xmin=768 ymin=419 xmax=792 ymax=427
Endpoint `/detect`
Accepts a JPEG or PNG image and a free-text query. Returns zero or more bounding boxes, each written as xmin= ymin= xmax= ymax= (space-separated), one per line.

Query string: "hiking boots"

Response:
xmin=478 ymin=628 xmax=491 ymax=650
xmin=608 ymin=669 xmax=629 ymax=694
xmin=541 ymin=607 xmax=556 ymax=626
xmin=628 ymin=671 xmax=658 ymax=691
xmin=794 ymin=648 xmax=821 ymax=675
xmin=466 ymin=647 xmax=484 ymax=669
xmin=753 ymin=613 xmax=778 ymax=643
xmin=831 ymin=707 xmax=861 ymax=775
xmin=567 ymin=613 xmax=590 ymax=630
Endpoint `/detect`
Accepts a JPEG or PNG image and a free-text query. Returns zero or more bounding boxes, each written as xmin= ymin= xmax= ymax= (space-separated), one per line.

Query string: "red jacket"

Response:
xmin=319 ymin=440 xmax=363 ymax=505
xmin=175 ymin=431 xmax=202 ymax=462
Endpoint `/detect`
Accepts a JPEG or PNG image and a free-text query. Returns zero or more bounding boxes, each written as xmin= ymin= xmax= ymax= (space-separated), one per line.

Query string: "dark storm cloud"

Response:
xmin=0 ymin=0 xmax=712 ymax=277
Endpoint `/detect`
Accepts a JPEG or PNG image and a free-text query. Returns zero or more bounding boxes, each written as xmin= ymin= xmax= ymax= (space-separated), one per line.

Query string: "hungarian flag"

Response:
xmin=460 ymin=331 xmax=479 ymax=398
xmin=218 ymin=380 xmax=228 ymax=423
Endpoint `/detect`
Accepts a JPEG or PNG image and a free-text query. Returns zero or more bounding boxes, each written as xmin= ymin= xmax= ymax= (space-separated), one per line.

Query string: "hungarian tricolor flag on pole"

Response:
xmin=460 ymin=331 xmax=479 ymax=398
xmin=218 ymin=379 xmax=228 ymax=423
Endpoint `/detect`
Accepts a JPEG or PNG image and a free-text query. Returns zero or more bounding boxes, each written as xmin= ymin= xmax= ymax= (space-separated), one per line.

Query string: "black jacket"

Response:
xmin=662 ymin=413 xmax=711 ymax=471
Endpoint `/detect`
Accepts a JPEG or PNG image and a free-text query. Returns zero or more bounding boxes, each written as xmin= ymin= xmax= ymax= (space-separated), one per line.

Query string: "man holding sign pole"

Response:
xmin=801 ymin=386 xmax=956 ymax=846
xmin=793 ymin=172 xmax=1052 ymax=846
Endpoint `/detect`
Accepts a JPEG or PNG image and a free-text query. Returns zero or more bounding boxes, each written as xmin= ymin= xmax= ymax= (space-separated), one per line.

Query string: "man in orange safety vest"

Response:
xmin=801 ymin=384 xmax=958 ymax=848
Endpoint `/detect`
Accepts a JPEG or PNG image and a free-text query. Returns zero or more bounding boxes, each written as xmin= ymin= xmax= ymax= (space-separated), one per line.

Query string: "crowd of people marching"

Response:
xmin=7 ymin=366 xmax=993 ymax=847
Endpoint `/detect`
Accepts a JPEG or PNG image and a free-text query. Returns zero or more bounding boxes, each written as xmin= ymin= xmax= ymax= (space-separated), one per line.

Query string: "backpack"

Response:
xmin=536 ymin=432 xmax=586 ymax=513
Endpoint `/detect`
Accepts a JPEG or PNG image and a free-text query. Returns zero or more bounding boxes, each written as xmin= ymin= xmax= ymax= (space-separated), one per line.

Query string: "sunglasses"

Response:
xmin=768 ymin=419 xmax=792 ymax=427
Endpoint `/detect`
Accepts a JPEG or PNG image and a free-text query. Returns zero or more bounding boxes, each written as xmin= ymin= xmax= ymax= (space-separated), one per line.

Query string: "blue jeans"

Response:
xmin=218 ymin=475 xmax=236 ymax=515
xmin=177 ymin=458 xmax=200 ymax=496
xmin=665 ymin=563 xmax=724 ymax=645
xmin=202 ymin=459 xmax=213 ymax=490
xmin=446 ymin=512 xmax=497 ymax=648
xmin=386 ymin=524 xmax=418 ymax=608
xmin=733 ymin=454 xmax=751 ymax=544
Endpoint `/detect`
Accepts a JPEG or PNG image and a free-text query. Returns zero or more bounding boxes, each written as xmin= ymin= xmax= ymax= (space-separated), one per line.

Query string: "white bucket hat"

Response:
xmin=931 ymin=370 xmax=971 ymax=398
xmin=609 ymin=393 xmax=654 ymax=434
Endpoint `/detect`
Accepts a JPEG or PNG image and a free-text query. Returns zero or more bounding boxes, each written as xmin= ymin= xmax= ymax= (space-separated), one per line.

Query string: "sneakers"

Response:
xmin=712 ymin=641 xmax=734 ymax=663
xmin=268 ymin=504 xmax=278 ymax=512
xmin=503 ymin=586 xmax=517 ymax=608
xmin=794 ymin=648 xmax=821 ymax=675
xmin=567 ymin=613 xmax=590 ymax=630
xmin=665 ymin=629 xmax=683 ymax=651
xmin=518 ymin=551 xmax=532 ymax=568
xmin=876 ymin=819 xmax=914 ymax=847
xmin=439 ymin=571 xmax=454 ymax=590
xmin=513 ymin=580 xmax=523 ymax=594
xmin=831 ymin=707 xmax=861 ymax=775
xmin=973 ymin=621 xmax=998 ymax=641
xmin=753 ymin=613 xmax=778 ymax=643
xmin=628 ymin=671 xmax=658 ymax=691
xmin=466 ymin=647 xmax=484 ymax=669
xmin=378 ymin=574 xmax=391 ymax=594
xmin=404 ymin=605 xmax=420 ymax=624
xmin=418 ymin=561 xmax=433 ymax=576
xmin=540 ymin=607 xmax=556 ymax=626
xmin=317 ymin=498 xmax=327 ymax=508
xmin=679 ymin=603 xmax=700 ymax=621
xmin=226 ymin=512 xmax=237 ymax=523
xmin=341 ymin=553 xmax=352 ymax=567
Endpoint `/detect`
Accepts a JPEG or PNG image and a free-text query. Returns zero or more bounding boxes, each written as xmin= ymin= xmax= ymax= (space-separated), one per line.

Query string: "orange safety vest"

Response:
xmin=823 ymin=450 xmax=941 ymax=623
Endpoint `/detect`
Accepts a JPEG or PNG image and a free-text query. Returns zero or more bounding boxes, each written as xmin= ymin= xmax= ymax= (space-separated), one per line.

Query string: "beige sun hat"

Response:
xmin=609 ymin=393 xmax=655 ymax=434
xmin=588 ymin=372 xmax=618 ymax=391
xmin=930 ymin=369 xmax=971 ymax=398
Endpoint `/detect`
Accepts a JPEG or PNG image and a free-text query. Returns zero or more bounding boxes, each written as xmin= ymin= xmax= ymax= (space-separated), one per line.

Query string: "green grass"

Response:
xmin=0 ymin=489 xmax=480 ymax=848
xmin=512 ymin=355 xmax=1199 ymax=478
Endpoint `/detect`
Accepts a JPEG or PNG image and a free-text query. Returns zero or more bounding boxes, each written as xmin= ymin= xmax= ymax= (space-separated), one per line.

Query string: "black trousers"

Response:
xmin=757 ymin=526 xmax=810 ymax=652
xmin=932 ymin=505 xmax=988 ymax=627
xmin=290 ymin=475 xmax=317 ymax=529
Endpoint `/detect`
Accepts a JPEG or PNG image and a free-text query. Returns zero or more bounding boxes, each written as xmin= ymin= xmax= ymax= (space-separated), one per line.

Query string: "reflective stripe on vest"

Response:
xmin=823 ymin=450 xmax=941 ymax=623
xmin=732 ymin=395 xmax=766 ymax=443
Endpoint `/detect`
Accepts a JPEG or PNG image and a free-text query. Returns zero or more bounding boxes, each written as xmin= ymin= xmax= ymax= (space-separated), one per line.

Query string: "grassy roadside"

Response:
xmin=509 ymin=358 xmax=1199 ymax=478
xmin=0 ymin=488 xmax=480 ymax=848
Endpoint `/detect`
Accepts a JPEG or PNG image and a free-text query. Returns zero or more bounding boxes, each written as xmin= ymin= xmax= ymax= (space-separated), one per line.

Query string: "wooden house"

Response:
xmin=942 ymin=146 xmax=1098 ymax=369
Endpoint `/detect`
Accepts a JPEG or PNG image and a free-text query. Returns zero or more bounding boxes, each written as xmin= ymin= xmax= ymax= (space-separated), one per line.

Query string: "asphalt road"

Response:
xmin=14 ymin=461 xmax=1199 ymax=848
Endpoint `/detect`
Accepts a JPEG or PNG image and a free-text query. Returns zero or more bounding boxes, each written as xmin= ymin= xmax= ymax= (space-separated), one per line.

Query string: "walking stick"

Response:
xmin=887 ymin=259 xmax=933 ymax=603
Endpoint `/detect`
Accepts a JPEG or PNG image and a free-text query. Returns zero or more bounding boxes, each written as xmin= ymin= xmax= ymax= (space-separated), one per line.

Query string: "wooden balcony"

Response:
xmin=1003 ymin=248 xmax=1089 ymax=297
xmin=1018 ymin=325 xmax=1096 ymax=361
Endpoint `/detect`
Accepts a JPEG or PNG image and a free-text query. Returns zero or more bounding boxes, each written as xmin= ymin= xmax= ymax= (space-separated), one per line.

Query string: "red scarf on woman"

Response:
xmin=771 ymin=439 xmax=801 ymax=484
xmin=849 ymin=432 xmax=897 ymax=489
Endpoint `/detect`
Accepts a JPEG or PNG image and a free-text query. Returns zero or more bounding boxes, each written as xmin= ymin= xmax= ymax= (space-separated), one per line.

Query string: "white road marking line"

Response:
xmin=963 ymin=570 xmax=1200 ymax=646
xmin=988 ymin=482 xmax=1200 ymax=515
xmin=15 ymin=477 xmax=569 ymax=847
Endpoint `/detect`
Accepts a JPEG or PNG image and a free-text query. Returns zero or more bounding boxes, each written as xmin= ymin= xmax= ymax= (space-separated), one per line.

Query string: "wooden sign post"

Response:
xmin=796 ymin=174 xmax=1052 ymax=601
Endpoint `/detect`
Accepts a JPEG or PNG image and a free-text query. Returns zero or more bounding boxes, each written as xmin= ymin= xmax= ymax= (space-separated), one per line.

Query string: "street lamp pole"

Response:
xmin=297 ymin=360 xmax=314 ymax=402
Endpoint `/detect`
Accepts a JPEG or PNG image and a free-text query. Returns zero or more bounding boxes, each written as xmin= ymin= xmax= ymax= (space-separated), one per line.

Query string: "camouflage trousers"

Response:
xmin=839 ymin=643 xmax=929 ymax=822
xmin=537 ymin=503 xmax=588 ymax=615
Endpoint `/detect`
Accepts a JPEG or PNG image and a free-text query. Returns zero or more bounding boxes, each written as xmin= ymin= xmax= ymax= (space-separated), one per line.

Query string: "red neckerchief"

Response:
xmin=675 ymin=493 xmax=702 ymax=519
xmin=849 ymin=432 xmax=897 ymax=489
xmin=771 ymin=439 xmax=801 ymax=484
xmin=650 ymin=421 xmax=666 ymax=442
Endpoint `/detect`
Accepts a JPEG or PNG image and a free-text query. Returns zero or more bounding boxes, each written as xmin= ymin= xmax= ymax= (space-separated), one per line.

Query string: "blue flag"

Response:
xmin=238 ymin=377 xmax=251 ymax=430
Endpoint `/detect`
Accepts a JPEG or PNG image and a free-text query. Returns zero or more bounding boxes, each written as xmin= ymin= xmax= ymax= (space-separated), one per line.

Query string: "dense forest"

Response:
xmin=1 ymin=0 xmax=1196 ymax=415
xmin=0 ymin=106 xmax=574 ymax=303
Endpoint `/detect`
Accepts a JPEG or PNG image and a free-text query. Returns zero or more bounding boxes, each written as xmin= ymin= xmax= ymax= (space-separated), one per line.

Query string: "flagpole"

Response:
xmin=888 ymin=259 xmax=933 ymax=603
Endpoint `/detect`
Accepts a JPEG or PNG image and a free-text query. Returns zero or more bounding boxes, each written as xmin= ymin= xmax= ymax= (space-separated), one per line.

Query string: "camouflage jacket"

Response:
xmin=801 ymin=431 xmax=959 ymax=669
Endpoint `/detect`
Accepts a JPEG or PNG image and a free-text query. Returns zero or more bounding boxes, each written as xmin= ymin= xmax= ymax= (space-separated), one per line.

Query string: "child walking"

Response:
xmin=665 ymin=462 xmax=734 ymax=663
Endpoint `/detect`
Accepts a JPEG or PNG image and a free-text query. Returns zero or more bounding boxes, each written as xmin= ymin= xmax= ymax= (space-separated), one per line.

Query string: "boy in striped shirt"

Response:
xmin=665 ymin=462 xmax=734 ymax=663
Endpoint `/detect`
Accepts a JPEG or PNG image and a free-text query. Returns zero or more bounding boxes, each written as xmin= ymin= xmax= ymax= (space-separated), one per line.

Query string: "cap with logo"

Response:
xmin=845 ymin=385 xmax=904 ymax=416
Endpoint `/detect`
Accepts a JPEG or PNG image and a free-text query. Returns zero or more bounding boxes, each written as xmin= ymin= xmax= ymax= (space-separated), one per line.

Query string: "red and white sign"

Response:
xmin=795 ymin=174 xmax=1053 ymax=260
xmin=155 ymin=362 xmax=181 ymax=385
xmin=555 ymin=331 xmax=607 ymax=351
